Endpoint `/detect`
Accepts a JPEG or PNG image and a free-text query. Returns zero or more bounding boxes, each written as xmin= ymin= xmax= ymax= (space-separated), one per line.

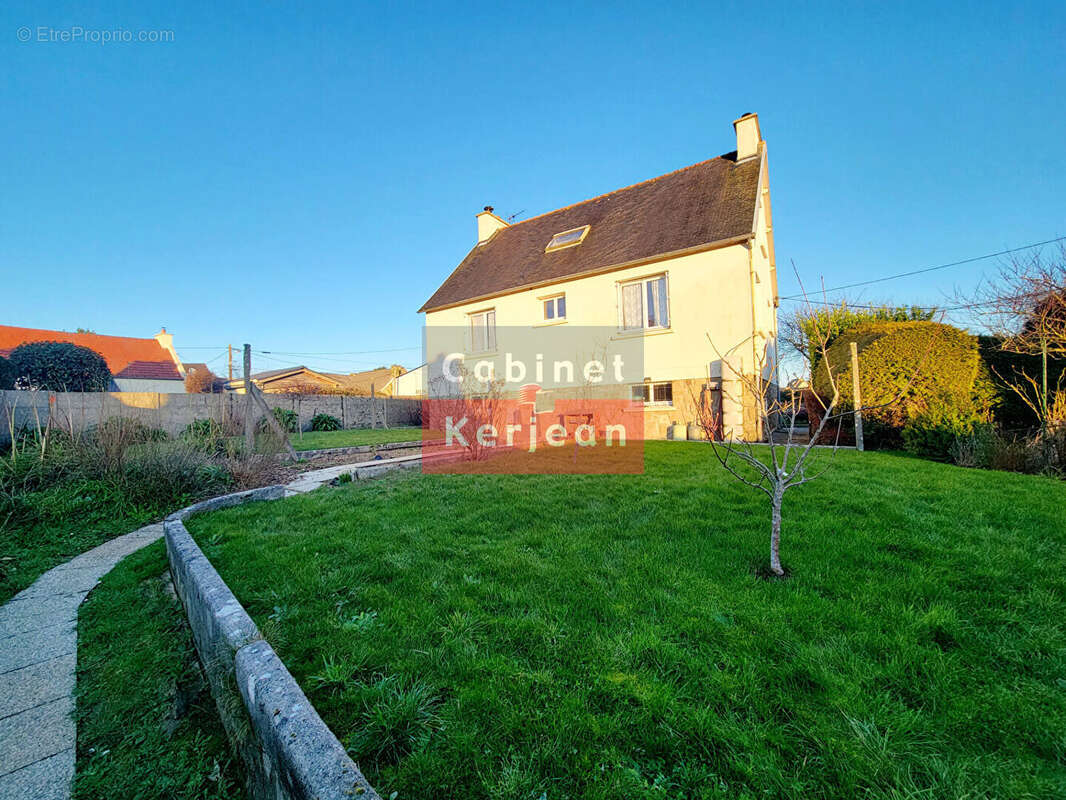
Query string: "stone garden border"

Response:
xmin=165 ymin=485 xmax=385 ymax=800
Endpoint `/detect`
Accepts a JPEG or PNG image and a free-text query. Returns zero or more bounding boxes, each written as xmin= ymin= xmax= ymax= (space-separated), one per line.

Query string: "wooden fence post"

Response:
xmin=243 ymin=344 xmax=254 ymax=453
xmin=850 ymin=341 xmax=864 ymax=452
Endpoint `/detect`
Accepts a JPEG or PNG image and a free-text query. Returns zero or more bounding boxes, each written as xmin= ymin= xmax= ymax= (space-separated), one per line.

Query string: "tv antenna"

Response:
xmin=506 ymin=209 xmax=526 ymax=222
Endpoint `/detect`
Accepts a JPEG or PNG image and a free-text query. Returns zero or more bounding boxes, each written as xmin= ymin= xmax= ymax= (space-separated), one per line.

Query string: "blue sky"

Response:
xmin=3 ymin=1 xmax=1064 ymax=375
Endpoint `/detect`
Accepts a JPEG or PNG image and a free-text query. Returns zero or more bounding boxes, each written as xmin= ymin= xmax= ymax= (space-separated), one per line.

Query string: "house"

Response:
xmin=0 ymin=325 xmax=186 ymax=392
xmin=226 ymin=365 xmax=406 ymax=395
xmin=390 ymin=363 xmax=427 ymax=398
xmin=418 ymin=113 xmax=778 ymax=440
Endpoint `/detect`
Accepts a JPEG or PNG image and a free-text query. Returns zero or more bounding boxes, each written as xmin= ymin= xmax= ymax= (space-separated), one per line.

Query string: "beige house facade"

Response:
xmin=419 ymin=114 xmax=778 ymax=440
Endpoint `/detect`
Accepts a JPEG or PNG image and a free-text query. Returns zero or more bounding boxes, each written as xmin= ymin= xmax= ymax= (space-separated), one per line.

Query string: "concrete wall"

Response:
xmin=165 ymin=487 xmax=381 ymax=800
xmin=112 ymin=377 xmax=187 ymax=393
xmin=0 ymin=390 xmax=421 ymax=445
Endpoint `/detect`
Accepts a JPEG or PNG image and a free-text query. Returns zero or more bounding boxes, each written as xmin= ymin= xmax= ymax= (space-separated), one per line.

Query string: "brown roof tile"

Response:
xmin=420 ymin=152 xmax=761 ymax=312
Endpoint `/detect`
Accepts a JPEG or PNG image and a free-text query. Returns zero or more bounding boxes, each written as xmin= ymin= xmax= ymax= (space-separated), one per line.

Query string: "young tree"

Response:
xmin=424 ymin=364 xmax=506 ymax=463
xmin=8 ymin=341 xmax=112 ymax=391
xmin=697 ymin=286 xmax=931 ymax=576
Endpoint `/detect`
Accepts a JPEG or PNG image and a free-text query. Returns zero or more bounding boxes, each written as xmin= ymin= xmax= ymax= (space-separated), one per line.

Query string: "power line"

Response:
xmin=261 ymin=346 xmax=420 ymax=356
xmin=779 ymin=292 xmax=1031 ymax=313
xmin=780 ymin=235 xmax=1066 ymax=300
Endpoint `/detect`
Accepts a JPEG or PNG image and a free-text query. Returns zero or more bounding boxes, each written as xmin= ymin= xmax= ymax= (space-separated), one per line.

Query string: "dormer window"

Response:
xmin=545 ymin=225 xmax=590 ymax=252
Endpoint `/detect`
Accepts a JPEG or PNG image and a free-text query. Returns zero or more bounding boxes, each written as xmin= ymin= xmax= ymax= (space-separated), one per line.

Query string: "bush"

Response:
xmin=902 ymin=408 xmax=983 ymax=461
xmin=88 ymin=417 xmax=168 ymax=446
xmin=180 ymin=418 xmax=227 ymax=454
xmin=8 ymin=341 xmax=112 ymax=391
xmin=950 ymin=424 xmax=1063 ymax=474
xmin=310 ymin=413 xmax=342 ymax=432
xmin=257 ymin=407 xmax=299 ymax=434
xmin=121 ymin=442 xmax=230 ymax=507
xmin=812 ymin=321 xmax=996 ymax=433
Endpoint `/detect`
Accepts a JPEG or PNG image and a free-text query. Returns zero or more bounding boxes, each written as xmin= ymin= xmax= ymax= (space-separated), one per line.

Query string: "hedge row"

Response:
xmin=811 ymin=322 xmax=995 ymax=429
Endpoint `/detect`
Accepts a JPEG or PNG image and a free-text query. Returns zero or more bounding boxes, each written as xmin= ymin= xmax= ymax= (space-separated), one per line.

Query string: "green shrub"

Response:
xmin=180 ymin=418 xmax=227 ymax=455
xmin=181 ymin=418 xmax=223 ymax=440
xmin=257 ymin=407 xmax=299 ymax=433
xmin=797 ymin=304 xmax=937 ymax=365
xmin=8 ymin=341 xmax=112 ymax=391
xmin=812 ymin=321 xmax=996 ymax=433
xmin=310 ymin=413 xmax=342 ymax=432
xmin=902 ymin=407 xmax=983 ymax=461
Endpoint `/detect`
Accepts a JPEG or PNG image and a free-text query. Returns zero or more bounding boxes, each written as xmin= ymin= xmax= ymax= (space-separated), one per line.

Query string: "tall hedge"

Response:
xmin=977 ymin=336 xmax=1066 ymax=430
xmin=811 ymin=321 xmax=995 ymax=431
xmin=8 ymin=341 xmax=112 ymax=391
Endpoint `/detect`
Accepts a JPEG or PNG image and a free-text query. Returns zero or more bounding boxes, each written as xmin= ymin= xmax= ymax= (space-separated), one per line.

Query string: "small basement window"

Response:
xmin=545 ymin=225 xmax=590 ymax=252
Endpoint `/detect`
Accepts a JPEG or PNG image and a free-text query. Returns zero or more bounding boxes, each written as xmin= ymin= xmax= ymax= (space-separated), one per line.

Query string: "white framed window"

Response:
xmin=619 ymin=274 xmax=669 ymax=331
xmin=631 ymin=382 xmax=673 ymax=405
xmin=469 ymin=309 xmax=496 ymax=353
xmin=543 ymin=294 xmax=566 ymax=321
xmin=545 ymin=225 xmax=590 ymax=252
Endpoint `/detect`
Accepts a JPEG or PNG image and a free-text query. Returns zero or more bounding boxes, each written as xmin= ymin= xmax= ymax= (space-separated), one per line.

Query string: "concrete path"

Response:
xmin=0 ymin=523 xmax=164 ymax=800
xmin=0 ymin=452 xmax=422 ymax=799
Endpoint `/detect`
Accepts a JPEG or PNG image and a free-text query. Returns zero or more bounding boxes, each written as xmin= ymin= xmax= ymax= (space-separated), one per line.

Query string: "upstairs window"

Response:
xmin=543 ymin=294 xmax=566 ymax=321
xmin=545 ymin=225 xmax=590 ymax=252
xmin=620 ymin=274 xmax=669 ymax=330
xmin=469 ymin=309 xmax=496 ymax=352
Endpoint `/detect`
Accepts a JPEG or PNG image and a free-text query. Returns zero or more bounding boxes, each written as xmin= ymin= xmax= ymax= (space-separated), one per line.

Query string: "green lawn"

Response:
xmin=75 ymin=541 xmax=242 ymax=799
xmin=187 ymin=443 xmax=1066 ymax=800
xmin=290 ymin=426 xmax=423 ymax=451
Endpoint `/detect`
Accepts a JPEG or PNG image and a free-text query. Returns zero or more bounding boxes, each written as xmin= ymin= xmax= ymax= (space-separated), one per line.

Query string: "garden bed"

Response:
xmin=186 ymin=442 xmax=1066 ymax=800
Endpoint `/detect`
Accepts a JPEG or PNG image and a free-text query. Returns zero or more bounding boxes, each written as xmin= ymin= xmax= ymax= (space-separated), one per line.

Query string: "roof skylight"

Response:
xmin=545 ymin=225 xmax=590 ymax=252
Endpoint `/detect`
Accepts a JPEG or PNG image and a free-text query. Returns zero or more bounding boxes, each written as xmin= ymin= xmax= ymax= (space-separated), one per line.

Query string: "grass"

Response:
xmin=186 ymin=442 xmax=1066 ymax=799
xmin=75 ymin=540 xmax=242 ymax=799
xmin=0 ymin=442 xmax=231 ymax=603
xmin=290 ymin=426 xmax=423 ymax=451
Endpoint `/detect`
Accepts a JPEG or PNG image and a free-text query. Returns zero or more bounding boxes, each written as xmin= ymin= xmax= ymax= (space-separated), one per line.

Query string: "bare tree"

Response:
xmin=958 ymin=244 xmax=1066 ymax=430
xmin=696 ymin=284 xmax=933 ymax=577
xmin=185 ymin=365 xmax=220 ymax=393
xmin=424 ymin=364 xmax=507 ymax=463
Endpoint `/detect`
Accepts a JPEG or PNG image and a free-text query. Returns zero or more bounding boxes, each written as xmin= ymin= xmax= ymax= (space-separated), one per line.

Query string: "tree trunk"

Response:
xmin=770 ymin=487 xmax=784 ymax=575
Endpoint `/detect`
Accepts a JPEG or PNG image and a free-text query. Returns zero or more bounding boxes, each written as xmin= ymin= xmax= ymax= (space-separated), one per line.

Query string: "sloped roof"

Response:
xmin=0 ymin=325 xmax=182 ymax=381
xmin=322 ymin=366 xmax=403 ymax=395
xmin=225 ymin=365 xmax=406 ymax=395
xmin=420 ymin=152 xmax=762 ymax=312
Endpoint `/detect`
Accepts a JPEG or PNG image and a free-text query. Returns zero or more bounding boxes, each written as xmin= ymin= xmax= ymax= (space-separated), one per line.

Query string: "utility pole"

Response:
xmin=228 ymin=344 xmax=234 ymax=382
xmin=243 ymin=344 xmax=254 ymax=453
xmin=850 ymin=341 xmax=864 ymax=452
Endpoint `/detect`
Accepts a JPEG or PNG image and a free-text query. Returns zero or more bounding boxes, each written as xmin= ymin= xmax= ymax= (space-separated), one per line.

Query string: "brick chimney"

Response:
xmin=477 ymin=205 xmax=509 ymax=244
xmin=733 ymin=113 xmax=761 ymax=162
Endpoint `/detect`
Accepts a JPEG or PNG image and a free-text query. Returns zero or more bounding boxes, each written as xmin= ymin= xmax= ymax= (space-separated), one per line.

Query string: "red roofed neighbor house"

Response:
xmin=0 ymin=325 xmax=187 ymax=392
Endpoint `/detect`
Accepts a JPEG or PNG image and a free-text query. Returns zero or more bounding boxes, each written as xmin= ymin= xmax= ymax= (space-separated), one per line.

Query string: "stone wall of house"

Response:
xmin=0 ymin=390 xmax=421 ymax=445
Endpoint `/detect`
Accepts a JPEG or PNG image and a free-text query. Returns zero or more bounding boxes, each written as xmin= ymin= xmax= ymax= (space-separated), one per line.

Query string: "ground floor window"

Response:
xmin=631 ymin=382 xmax=673 ymax=405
